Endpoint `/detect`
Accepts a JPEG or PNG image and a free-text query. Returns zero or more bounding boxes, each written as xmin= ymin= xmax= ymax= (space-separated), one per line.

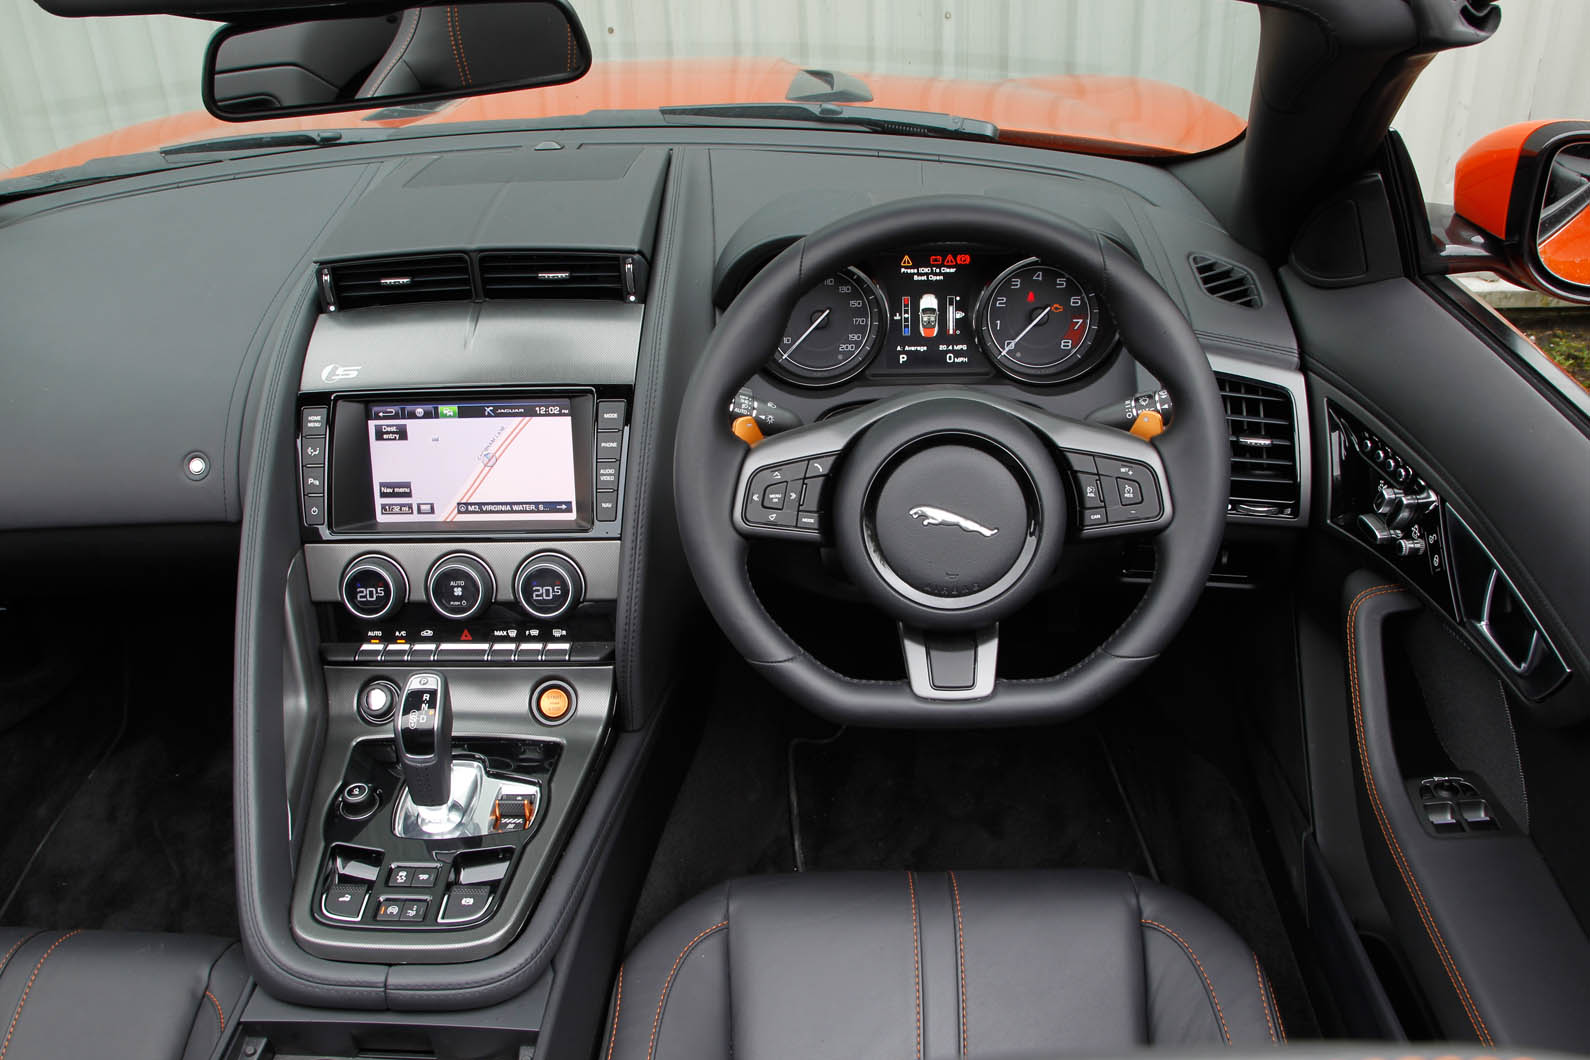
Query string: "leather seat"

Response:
xmin=0 ymin=929 xmax=248 ymax=1060
xmin=605 ymin=870 xmax=1287 ymax=1059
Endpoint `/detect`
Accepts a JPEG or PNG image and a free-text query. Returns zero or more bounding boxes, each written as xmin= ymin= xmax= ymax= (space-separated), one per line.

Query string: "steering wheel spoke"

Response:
xmin=1022 ymin=416 xmax=1173 ymax=539
xmin=900 ymin=624 xmax=999 ymax=701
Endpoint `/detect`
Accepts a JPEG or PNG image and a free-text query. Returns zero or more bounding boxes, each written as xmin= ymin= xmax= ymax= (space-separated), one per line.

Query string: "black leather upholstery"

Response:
xmin=605 ymin=871 xmax=1285 ymax=1059
xmin=357 ymin=4 xmax=579 ymax=98
xmin=0 ymin=929 xmax=247 ymax=1060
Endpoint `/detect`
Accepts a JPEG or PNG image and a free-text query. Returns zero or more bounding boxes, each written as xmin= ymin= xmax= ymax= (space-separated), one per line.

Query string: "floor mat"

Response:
xmin=0 ymin=641 xmax=236 ymax=937
xmin=790 ymin=723 xmax=1151 ymax=875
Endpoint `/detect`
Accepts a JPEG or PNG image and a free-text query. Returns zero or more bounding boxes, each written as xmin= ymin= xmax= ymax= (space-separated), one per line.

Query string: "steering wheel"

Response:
xmin=675 ymin=197 xmax=1228 ymax=726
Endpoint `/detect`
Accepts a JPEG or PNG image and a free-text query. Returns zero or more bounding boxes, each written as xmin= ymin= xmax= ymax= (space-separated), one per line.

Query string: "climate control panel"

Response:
xmin=339 ymin=550 xmax=584 ymax=623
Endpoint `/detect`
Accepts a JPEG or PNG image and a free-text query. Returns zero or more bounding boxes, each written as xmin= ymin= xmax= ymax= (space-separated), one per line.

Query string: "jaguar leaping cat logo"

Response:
xmin=908 ymin=506 xmax=998 ymax=537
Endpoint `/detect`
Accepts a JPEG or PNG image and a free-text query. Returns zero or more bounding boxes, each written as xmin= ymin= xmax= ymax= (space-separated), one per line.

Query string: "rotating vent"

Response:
xmin=1190 ymin=253 xmax=1262 ymax=308
xmin=1218 ymin=374 xmax=1298 ymax=518
xmin=320 ymin=254 xmax=473 ymax=311
xmin=480 ymin=251 xmax=640 ymax=301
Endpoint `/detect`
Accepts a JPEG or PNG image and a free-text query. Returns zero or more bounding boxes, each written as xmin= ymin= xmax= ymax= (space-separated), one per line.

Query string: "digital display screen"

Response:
xmin=873 ymin=249 xmax=992 ymax=375
xmin=367 ymin=399 xmax=577 ymax=524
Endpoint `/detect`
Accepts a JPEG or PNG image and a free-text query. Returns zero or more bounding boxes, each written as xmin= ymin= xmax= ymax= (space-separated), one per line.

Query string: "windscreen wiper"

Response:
xmin=161 ymin=130 xmax=371 ymax=156
xmin=661 ymin=103 xmax=997 ymax=142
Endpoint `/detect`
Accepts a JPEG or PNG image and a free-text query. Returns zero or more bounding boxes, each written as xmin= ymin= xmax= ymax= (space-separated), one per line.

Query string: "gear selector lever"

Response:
xmin=395 ymin=672 xmax=452 ymax=807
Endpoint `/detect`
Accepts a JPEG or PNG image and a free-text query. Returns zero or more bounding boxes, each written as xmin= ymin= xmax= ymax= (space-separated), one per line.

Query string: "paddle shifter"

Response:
xmin=394 ymin=672 xmax=452 ymax=807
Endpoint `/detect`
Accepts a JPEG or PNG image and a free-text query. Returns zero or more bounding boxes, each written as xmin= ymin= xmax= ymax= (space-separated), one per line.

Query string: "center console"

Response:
xmin=288 ymin=355 xmax=635 ymax=961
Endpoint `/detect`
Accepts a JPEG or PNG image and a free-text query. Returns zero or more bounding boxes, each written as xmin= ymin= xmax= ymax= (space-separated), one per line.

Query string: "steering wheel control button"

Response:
xmin=743 ymin=456 xmax=836 ymax=535
xmin=514 ymin=553 xmax=585 ymax=620
xmin=874 ymin=447 xmax=1028 ymax=599
xmin=1098 ymin=460 xmax=1162 ymax=523
xmin=1117 ymin=479 xmax=1142 ymax=506
xmin=340 ymin=555 xmax=408 ymax=620
xmin=356 ymin=679 xmax=401 ymax=725
xmin=438 ymin=886 xmax=492 ymax=925
xmin=1076 ymin=474 xmax=1105 ymax=508
xmin=427 ymin=553 xmax=495 ymax=621
xmin=532 ymin=680 xmax=576 ymax=724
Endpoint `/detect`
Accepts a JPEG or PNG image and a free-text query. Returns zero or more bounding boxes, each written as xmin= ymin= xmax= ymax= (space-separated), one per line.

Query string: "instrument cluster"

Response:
xmin=766 ymin=245 xmax=1118 ymax=387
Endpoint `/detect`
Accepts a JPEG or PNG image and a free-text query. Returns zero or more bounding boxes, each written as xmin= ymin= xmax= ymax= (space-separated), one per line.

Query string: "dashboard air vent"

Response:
xmin=1190 ymin=253 xmax=1262 ymax=308
xmin=1218 ymin=374 xmax=1298 ymax=518
xmin=480 ymin=251 xmax=644 ymax=301
xmin=321 ymin=254 xmax=473 ymax=311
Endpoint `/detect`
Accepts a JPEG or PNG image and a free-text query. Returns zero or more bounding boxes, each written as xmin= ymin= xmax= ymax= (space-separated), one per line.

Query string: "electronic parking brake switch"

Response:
xmin=395 ymin=673 xmax=453 ymax=808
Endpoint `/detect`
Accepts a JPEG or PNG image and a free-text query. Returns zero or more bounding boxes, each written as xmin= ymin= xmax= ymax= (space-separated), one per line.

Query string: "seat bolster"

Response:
xmin=181 ymin=942 xmax=251 ymax=1060
xmin=1136 ymin=879 xmax=1285 ymax=1046
xmin=603 ymin=887 xmax=732 ymax=1060
xmin=0 ymin=931 xmax=246 ymax=1060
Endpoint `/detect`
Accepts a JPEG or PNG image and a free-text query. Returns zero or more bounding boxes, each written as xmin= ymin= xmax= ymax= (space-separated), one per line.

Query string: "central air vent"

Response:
xmin=480 ymin=251 xmax=641 ymax=301
xmin=321 ymin=254 xmax=473 ymax=311
xmin=1218 ymin=374 xmax=1299 ymax=518
xmin=1190 ymin=253 xmax=1262 ymax=308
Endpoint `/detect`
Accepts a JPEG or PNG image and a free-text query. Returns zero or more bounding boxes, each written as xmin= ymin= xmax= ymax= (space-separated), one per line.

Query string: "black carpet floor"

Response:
xmin=0 ymin=628 xmax=236 ymax=936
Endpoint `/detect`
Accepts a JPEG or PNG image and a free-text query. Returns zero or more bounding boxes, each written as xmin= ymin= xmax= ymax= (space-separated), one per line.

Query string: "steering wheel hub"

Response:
xmin=870 ymin=443 xmax=1030 ymax=599
xmin=833 ymin=398 xmax=1066 ymax=630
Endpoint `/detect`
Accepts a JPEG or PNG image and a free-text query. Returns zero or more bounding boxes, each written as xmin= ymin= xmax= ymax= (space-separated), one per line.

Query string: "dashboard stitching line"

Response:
xmin=620 ymin=151 xmax=684 ymax=718
xmin=1347 ymin=582 xmax=1493 ymax=1044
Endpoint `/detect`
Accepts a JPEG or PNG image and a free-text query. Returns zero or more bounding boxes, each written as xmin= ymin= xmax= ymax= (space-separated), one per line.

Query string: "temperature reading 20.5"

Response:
xmin=978 ymin=261 xmax=1112 ymax=383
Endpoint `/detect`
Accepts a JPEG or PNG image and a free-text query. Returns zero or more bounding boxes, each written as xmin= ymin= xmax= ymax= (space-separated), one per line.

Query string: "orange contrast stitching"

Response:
xmin=0 ymin=935 xmax=34 ymax=980
xmin=1267 ymin=974 xmax=1287 ymax=1043
xmin=646 ymin=922 xmax=726 ymax=1060
xmin=948 ymin=870 xmax=968 ymax=1056
xmin=0 ymin=930 xmax=82 ymax=1060
xmin=605 ymin=965 xmax=623 ymax=1060
xmin=1253 ymin=953 xmax=1276 ymax=1044
xmin=204 ymin=989 xmax=225 ymax=1032
xmin=445 ymin=8 xmax=467 ymax=87
xmin=1141 ymin=919 xmax=1230 ymax=1043
xmin=1346 ymin=583 xmax=1493 ymax=1044
xmin=907 ymin=872 xmax=922 ymax=1060
xmin=453 ymin=6 xmax=471 ymax=85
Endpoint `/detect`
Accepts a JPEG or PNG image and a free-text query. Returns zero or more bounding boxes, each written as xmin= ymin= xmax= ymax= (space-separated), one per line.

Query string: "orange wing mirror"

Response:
xmin=1454 ymin=120 xmax=1590 ymax=302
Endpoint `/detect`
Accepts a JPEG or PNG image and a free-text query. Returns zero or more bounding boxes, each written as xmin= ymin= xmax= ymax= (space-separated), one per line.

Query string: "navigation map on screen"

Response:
xmin=367 ymin=399 xmax=577 ymax=524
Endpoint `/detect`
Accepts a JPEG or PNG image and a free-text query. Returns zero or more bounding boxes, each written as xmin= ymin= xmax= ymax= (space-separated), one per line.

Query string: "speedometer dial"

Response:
xmin=767 ymin=268 xmax=884 ymax=385
xmin=979 ymin=260 xmax=1112 ymax=383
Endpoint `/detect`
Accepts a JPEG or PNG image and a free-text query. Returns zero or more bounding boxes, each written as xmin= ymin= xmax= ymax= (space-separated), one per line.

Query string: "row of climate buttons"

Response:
xmin=341 ymin=552 xmax=583 ymax=623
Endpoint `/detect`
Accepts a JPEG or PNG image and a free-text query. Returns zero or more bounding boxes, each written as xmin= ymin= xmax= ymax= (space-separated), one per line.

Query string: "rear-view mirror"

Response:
xmin=203 ymin=0 xmax=590 ymax=121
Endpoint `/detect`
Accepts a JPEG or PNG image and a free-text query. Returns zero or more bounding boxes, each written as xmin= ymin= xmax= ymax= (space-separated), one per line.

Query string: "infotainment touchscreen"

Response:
xmin=366 ymin=399 xmax=577 ymax=524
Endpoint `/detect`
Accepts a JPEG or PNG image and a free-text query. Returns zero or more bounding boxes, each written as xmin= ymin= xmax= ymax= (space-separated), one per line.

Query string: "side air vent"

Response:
xmin=1190 ymin=253 xmax=1262 ymax=308
xmin=321 ymin=254 xmax=473 ymax=311
xmin=479 ymin=251 xmax=646 ymax=302
xmin=1218 ymin=374 xmax=1298 ymax=518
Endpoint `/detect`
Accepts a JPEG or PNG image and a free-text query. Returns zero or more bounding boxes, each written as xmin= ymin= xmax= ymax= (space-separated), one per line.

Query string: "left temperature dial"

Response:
xmin=340 ymin=554 xmax=408 ymax=620
xmin=767 ymin=267 xmax=885 ymax=385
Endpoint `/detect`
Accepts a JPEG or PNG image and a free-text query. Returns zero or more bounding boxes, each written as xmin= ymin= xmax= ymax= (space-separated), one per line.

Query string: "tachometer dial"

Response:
xmin=979 ymin=260 xmax=1112 ymax=383
xmin=767 ymin=268 xmax=884 ymax=385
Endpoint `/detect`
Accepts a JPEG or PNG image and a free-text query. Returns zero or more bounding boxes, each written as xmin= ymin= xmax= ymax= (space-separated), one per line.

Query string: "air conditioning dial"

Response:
xmin=426 ymin=553 xmax=496 ymax=621
xmin=514 ymin=553 xmax=585 ymax=621
xmin=340 ymin=554 xmax=408 ymax=620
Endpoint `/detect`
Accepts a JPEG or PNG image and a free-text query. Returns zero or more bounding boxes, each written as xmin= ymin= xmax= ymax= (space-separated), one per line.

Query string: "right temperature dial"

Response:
xmin=979 ymin=260 xmax=1114 ymax=384
xmin=514 ymin=553 xmax=585 ymax=621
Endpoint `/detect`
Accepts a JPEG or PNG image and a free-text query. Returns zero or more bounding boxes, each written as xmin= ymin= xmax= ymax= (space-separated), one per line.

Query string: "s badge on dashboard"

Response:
xmin=321 ymin=363 xmax=362 ymax=383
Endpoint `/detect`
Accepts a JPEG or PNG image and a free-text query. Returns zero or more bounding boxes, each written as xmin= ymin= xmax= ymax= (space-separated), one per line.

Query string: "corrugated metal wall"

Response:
xmin=3 ymin=0 xmax=1588 ymax=206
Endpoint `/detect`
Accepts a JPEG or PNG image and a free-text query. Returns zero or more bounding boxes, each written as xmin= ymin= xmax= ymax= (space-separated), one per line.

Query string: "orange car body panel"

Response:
xmin=1455 ymin=118 xmax=1590 ymax=282
xmin=4 ymin=57 xmax=1243 ymax=181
